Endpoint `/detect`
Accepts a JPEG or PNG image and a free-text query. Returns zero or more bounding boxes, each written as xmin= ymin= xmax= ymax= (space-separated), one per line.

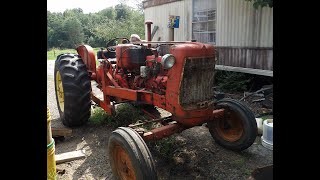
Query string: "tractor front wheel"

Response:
xmin=208 ymin=98 xmax=257 ymax=151
xmin=108 ymin=127 xmax=157 ymax=180
xmin=54 ymin=54 xmax=91 ymax=127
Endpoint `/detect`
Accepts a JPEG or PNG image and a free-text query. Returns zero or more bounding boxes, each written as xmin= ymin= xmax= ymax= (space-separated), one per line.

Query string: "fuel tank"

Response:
xmin=116 ymin=44 xmax=151 ymax=70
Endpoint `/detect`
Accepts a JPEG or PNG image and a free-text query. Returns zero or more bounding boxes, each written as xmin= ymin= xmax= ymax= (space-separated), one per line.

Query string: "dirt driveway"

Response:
xmin=47 ymin=60 xmax=273 ymax=180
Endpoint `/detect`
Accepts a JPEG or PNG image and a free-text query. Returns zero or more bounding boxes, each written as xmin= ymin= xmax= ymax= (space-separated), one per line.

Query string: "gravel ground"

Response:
xmin=47 ymin=60 xmax=273 ymax=180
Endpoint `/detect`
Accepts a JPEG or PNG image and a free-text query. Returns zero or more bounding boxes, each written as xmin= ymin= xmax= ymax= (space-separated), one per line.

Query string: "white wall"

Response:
xmin=144 ymin=0 xmax=192 ymax=41
xmin=216 ymin=0 xmax=273 ymax=47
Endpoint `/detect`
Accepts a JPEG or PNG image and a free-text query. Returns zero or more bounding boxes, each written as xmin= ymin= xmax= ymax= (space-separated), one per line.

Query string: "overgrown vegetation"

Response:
xmin=242 ymin=168 xmax=253 ymax=176
xmin=89 ymin=106 xmax=111 ymax=125
xmin=89 ymin=103 xmax=147 ymax=127
xmin=215 ymin=70 xmax=273 ymax=93
xmin=246 ymin=0 xmax=273 ymax=8
xmin=112 ymin=103 xmax=148 ymax=127
xmin=147 ymin=136 xmax=177 ymax=161
xmin=230 ymin=158 xmax=246 ymax=166
xmin=215 ymin=71 xmax=253 ymax=92
xmin=47 ymin=3 xmax=145 ymax=50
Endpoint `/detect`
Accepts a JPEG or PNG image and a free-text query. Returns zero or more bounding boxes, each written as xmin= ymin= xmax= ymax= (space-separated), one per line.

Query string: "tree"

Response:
xmin=115 ymin=4 xmax=131 ymax=20
xmin=98 ymin=7 xmax=116 ymax=19
xmin=93 ymin=7 xmax=145 ymax=42
xmin=133 ymin=0 xmax=144 ymax=12
xmin=47 ymin=4 xmax=145 ymax=49
xmin=246 ymin=0 xmax=273 ymax=9
xmin=47 ymin=11 xmax=64 ymax=48
xmin=62 ymin=17 xmax=84 ymax=48
xmin=63 ymin=8 xmax=84 ymax=18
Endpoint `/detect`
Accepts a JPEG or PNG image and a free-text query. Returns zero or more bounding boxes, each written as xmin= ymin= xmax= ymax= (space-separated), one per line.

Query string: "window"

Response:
xmin=192 ymin=0 xmax=216 ymax=44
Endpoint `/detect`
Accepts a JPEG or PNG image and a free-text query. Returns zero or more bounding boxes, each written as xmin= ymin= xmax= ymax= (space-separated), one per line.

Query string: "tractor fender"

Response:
xmin=76 ymin=45 xmax=97 ymax=74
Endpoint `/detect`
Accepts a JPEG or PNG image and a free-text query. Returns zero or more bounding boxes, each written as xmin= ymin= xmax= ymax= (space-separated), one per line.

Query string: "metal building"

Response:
xmin=143 ymin=0 xmax=273 ymax=76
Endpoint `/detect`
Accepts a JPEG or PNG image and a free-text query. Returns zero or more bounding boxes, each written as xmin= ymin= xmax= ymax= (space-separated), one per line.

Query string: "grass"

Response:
xmin=147 ymin=136 xmax=176 ymax=161
xmin=242 ymin=168 xmax=253 ymax=176
xmin=89 ymin=103 xmax=147 ymax=127
xmin=113 ymin=103 xmax=149 ymax=127
xmin=261 ymin=115 xmax=273 ymax=121
xmin=230 ymin=158 xmax=246 ymax=166
xmin=47 ymin=47 xmax=101 ymax=60
xmin=89 ymin=106 xmax=112 ymax=125
xmin=47 ymin=48 xmax=77 ymax=60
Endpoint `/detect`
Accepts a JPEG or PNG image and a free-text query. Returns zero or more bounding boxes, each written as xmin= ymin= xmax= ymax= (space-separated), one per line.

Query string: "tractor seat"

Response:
xmin=97 ymin=50 xmax=117 ymax=64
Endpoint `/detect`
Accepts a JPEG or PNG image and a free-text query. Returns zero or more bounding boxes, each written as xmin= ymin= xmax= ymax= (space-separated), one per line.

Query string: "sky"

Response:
xmin=47 ymin=0 xmax=138 ymax=14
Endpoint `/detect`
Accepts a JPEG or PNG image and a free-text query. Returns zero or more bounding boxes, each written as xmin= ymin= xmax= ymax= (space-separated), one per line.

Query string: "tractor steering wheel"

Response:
xmin=106 ymin=46 xmax=116 ymax=53
xmin=106 ymin=37 xmax=130 ymax=53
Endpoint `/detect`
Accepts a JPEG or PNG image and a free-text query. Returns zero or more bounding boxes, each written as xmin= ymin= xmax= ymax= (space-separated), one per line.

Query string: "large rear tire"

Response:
xmin=108 ymin=127 xmax=158 ymax=180
xmin=208 ymin=98 xmax=257 ymax=151
xmin=54 ymin=54 xmax=91 ymax=127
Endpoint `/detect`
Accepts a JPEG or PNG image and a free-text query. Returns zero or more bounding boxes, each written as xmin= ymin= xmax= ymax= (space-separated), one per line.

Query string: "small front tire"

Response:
xmin=208 ymin=98 xmax=257 ymax=151
xmin=108 ymin=127 xmax=158 ymax=180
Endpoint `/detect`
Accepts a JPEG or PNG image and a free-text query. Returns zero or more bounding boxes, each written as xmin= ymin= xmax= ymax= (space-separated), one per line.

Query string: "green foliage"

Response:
xmin=93 ymin=5 xmax=145 ymax=41
xmin=88 ymin=103 xmax=146 ymax=127
xmin=62 ymin=17 xmax=84 ymax=48
xmin=215 ymin=70 xmax=253 ymax=92
xmin=47 ymin=5 xmax=145 ymax=50
xmin=47 ymin=11 xmax=64 ymax=49
xmin=147 ymin=136 xmax=176 ymax=161
xmin=99 ymin=7 xmax=116 ymax=19
xmin=242 ymin=168 xmax=253 ymax=176
xmin=230 ymin=158 xmax=246 ymax=166
xmin=115 ymin=4 xmax=131 ymax=20
xmin=89 ymin=106 xmax=111 ymax=125
xmin=112 ymin=103 xmax=147 ymax=127
xmin=246 ymin=0 xmax=273 ymax=9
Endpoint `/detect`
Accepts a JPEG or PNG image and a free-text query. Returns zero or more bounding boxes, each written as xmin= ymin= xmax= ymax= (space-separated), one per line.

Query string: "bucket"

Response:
xmin=47 ymin=138 xmax=56 ymax=179
xmin=47 ymin=107 xmax=56 ymax=179
xmin=47 ymin=107 xmax=52 ymax=144
xmin=261 ymin=119 xmax=273 ymax=150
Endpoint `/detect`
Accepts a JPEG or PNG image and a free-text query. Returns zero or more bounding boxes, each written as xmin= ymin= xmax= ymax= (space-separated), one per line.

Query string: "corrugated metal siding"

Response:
xmin=216 ymin=47 xmax=273 ymax=70
xmin=216 ymin=0 xmax=273 ymax=47
xmin=259 ymin=7 xmax=273 ymax=47
xmin=144 ymin=0 xmax=192 ymax=41
xmin=144 ymin=0 xmax=273 ymax=73
xmin=143 ymin=0 xmax=183 ymax=8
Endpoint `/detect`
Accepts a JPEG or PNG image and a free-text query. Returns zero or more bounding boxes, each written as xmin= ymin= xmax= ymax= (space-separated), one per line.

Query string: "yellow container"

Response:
xmin=47 ymin=107 xmax=56 ymax=179
xmin=47 ymin=107 xmax=53 ymax=144
xmin=47 ymin=138 xmax=56 ymax=180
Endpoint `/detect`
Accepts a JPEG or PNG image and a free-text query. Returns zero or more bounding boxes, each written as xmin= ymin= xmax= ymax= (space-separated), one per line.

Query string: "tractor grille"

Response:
xmin=179 ymin=57 xmax=216 ymax=110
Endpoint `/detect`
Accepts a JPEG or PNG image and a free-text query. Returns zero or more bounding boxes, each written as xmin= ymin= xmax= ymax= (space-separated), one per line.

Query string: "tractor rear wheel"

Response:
xmin=108 ymin=127 xmax=157 ymax=180
xmin=208 ymin=98 xmax=257 ymax=151
xmin=54 ymin=54 xmax=91 ymax=127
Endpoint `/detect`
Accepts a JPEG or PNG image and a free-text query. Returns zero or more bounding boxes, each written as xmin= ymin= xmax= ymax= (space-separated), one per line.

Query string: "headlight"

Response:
xmin=161 ymin=54 xmax=176 ymax=69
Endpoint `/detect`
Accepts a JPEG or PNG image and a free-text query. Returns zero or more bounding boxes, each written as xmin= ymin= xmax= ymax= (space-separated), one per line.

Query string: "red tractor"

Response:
xmin=54 ymin=21 xmax=257 ymax=180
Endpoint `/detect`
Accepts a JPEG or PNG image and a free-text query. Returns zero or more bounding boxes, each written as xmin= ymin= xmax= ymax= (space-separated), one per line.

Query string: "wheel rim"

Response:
xmin=55 ymin=71 xmax=64 ymax=112
xmin=215 ymin=109 xmax=244 ymax=142
xmin=113 ymin=144 xmax=136 ymax=180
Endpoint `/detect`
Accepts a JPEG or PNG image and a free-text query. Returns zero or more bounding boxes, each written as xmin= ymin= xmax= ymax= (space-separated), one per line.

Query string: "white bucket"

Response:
xmin=261 ymin=119 xmax=273 ymax=150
